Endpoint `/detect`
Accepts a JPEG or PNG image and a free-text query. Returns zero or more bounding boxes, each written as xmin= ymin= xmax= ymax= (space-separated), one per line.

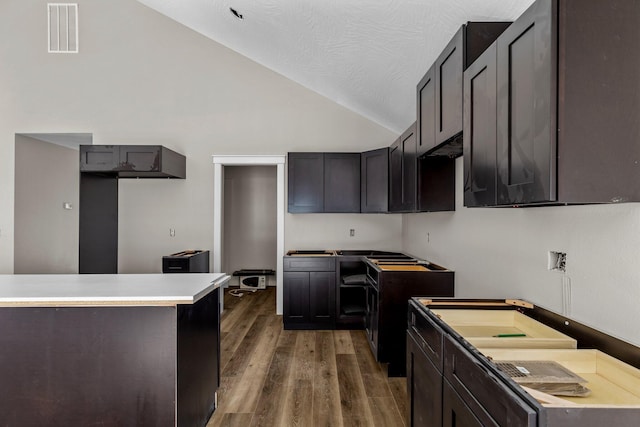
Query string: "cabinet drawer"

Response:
xmin=408 ymin=304 xmax=444 ymax=372
xmin=443 ymin=335 xmax=536 ymax=427
xmin=283 ymin=257 xmax=335 ymax=272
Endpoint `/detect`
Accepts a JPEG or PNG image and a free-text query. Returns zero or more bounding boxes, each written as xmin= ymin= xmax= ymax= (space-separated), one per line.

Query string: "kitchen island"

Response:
xmin=0 ymin=273 xmax=230 ymax=427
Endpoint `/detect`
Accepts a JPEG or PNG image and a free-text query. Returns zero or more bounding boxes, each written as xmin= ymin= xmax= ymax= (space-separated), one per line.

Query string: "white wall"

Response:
xmin=402 ymin=158 xmax=640 ymax=347
xmin=14 ymin=135 xmax=79 ymax=274
xmin=0 ymin=0 xmax=399 ymax=274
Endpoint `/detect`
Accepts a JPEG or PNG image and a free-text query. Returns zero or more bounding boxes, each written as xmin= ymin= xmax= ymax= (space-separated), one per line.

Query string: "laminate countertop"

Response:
xmin=0 ymin=273 xmax=230 ymax=306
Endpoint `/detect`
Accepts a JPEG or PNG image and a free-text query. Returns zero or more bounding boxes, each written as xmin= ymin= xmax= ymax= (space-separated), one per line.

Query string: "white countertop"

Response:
xmin=0 ymin=273 xmax=230 ymax=306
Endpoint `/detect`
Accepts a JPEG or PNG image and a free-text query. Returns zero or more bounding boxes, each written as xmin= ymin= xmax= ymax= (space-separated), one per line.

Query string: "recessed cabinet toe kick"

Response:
xmin=407 ymin=299 xmax=640 ymax=427
xmin=0 ymin=273 xmax=229 ymax=427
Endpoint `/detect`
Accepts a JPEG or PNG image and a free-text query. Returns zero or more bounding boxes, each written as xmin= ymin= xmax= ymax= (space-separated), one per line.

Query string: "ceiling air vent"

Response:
xmin=48 ymin=3 xmax=78 ymax=53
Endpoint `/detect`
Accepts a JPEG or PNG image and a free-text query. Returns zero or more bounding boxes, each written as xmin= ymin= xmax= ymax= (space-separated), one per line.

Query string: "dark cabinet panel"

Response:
xmin=496 ymin=1 xmax=554 ymax=205
xmin=80 ymin=145 xmax=185 ymax=178
xmin=324 ymin=153 xmax=360 ymax=213
xmin=360 ymin=148 xmax=389 ymax=213
xmin=442 ymin=380 xmax=485 ymax=427
xmin=407 ymin=332 xmax=443 ymax=427
xmin=79 ymin=145 xmax=119 ymax=172
xmin=287 ymin=153 xmax=324 ymax=213
xmin=463 ymin=43 xmax=498 ymax=207
xmin=416 ymin=65 xmax=436 ymax=157
xmin=417 ymin=156 xmax=455 ymax=212
xmin=79 ymin=174 xmax=118 ymax=274
xmin=309 ymin=272 xmax=336 ymax=323
xmin=283 ymin=257 xmax=336 ymax=329
xmin=436 ymin=27 xmax=464 ymax=146
xmin=389 ymin=123 xmax=417 ymax=213
xmin=283 ymin=272 xmax=310 ymax=323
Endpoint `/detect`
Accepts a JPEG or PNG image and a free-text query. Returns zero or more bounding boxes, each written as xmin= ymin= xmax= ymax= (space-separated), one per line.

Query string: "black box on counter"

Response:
xmin=162 ymin=250 xmax=209 ymax=273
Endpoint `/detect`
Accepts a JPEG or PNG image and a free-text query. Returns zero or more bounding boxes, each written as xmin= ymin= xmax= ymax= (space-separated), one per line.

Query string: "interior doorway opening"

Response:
xmin=213 ymin=155 xmax=285 ymax=314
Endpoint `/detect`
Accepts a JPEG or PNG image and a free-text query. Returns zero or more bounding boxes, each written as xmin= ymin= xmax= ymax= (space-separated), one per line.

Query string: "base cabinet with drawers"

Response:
xmin=407 ymin=299 xmax=640 ymax=427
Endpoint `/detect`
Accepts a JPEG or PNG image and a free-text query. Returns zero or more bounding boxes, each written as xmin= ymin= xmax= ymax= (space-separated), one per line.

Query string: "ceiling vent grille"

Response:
xmin=48 ymin=3 xmax=78 ymax=53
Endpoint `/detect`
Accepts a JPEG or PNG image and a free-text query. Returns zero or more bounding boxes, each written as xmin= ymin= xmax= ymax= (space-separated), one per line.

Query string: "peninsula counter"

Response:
xmin=0 ymin=273 xmax=230 ymax=427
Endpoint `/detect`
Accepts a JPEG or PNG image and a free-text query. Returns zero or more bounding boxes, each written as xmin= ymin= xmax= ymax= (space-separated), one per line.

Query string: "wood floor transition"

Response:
xmin=207 ymin=287 xmax=408 ymax=427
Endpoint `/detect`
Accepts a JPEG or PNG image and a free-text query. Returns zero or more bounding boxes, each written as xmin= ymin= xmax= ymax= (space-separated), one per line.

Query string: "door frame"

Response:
xmin=212 ymin=155 xmax=285 ymax=314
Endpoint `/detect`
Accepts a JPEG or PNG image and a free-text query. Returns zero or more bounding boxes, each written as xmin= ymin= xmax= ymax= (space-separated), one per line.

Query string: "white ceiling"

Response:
xmin=136 ymin=0 xmax=534 ymax=134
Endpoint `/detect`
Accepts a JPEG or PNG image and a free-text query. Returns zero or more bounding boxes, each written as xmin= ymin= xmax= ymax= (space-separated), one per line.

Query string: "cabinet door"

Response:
xmin=401 ymin=124 xmax=417 ymax=212
xmin=119 ymin=145 xmax=160 ymax=172
xmin=388 ymin=138 xmax=403 ymax=212
xmin=417 ymin=65 xmax=436 ymax=156
xmin=283 ymin=272 xmax=310 ymax=324
xmin=496 ymin=0 xmax=555 ymax=205
xmin=463 ymin=43 xmax=498 ymax=207
xmin=361 ymin=148 xmax=389 ymax=213
xmin=309 ymin=272 xmax=335 ymax=324
xmin=442 ymin=380 xmax=486 ymax=427
xmin=287 ymin=153 xmax=324 ymax=213
xmin=436 ymin=27 xmax=464 ymax=145
xmin=79 ymin=145 xmax=119 ymax=172
xmin=324 ymin=153 xmax=360 ymax=213
xmin=407 ymin=332 xmax=442 ymax=427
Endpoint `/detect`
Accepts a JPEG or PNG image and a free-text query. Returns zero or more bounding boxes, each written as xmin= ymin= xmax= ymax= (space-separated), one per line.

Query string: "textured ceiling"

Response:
xmin=136 ymin=0 xmax=535 ymax=134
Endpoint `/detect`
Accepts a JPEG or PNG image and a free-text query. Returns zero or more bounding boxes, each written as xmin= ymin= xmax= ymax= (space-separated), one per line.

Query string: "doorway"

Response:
xmin=213 ymin=155 xmax=285 ymax=314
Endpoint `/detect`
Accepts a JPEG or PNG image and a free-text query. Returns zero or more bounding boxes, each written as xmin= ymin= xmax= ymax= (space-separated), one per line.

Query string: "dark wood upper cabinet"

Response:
xmin=464 ymin=43 xmax=498 ymax=207
xmin=416 ymin=65 xmax=436 ymax=157
xmin=361 ymin=148 xmax=389 ymax=213
xmin=288 ymin=152 xmax=324 ymax=213
xmin=79 ymin=145 xmax=119 ymax=172
xmin=493 ymin=0 xmax=640 ymax=206
xmin=418 ymin=22 xmax=511 ymax=158
xmin=324 ymin=153 xmax=361 ymax=213
xmin=288 ymin=152 xmax=360 ymax=213
xmin=496 ymin=1 xmax=554 ymax=205
xmin=435 ymin=28 xmax=464 ymax=148
xmin=389 ymin=123 xmax=417 ymax=212
xmin=79 ymin=145 xmax=185 ymax=178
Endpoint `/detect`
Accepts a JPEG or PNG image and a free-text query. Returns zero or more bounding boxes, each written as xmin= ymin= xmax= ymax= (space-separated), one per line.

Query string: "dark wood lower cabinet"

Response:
xmin=283 ymin=270 xmax=336 ymax=329
xmin=407 ymin=332 xmax=442 ymax=427
xmin=442 ymin=381 xmax=484 ymax=427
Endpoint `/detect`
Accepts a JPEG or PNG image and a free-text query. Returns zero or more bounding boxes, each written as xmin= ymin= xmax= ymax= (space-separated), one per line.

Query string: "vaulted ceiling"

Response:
xmin=136 ymin=0 xmax=534 ymax=134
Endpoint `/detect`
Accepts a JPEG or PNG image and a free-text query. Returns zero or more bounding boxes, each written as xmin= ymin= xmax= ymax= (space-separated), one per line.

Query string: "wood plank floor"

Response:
xmin=207 ymin=287 xmax=408 ymax=427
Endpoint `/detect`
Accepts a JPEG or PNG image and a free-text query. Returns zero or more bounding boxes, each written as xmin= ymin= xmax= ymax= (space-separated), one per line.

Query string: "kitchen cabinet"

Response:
xmin=416 ymin=65 xmax=436 ymax=157
xmin=287 ymin=153 xmax=324 ymax=213
xmin=417 ymin=156 xmax=455 ymax=212
xmin=324 ymin=153 xmax=360 ymax=213
xmin=283 ymin=256 xmax=336 ymax=329
xmin=360 ymin=148 xmax=389 ymax=213
xmin=389 ymin=123 xmax=417 ymax=213
xmin=366 ymin=259 xmax=454 ymax=376
xmin=79 ymin=145 xmax=185 ymax=178
xmin=80 ymin=145 xmax=119 ymax=172
xmin=336 ymin=256 xmax=368 ymax=329
xmin=407 ymin=298 xmax=640 ymax=427
xmin=418 ymin=22 xmax=511 ymax=158
xmin=463 ymin=43 xmax=498 ymax=207
xmin=287 ymin=152 xmax=360 ymax=213
xmin=494 ymin=0 xmax=640 ymax=205
xmin=407 ymin=332 xmax=442 ymax=427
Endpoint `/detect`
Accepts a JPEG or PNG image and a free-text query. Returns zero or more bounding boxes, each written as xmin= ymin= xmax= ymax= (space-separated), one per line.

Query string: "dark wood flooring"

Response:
xmin=207 ymin=287 xmax=408 ymax=427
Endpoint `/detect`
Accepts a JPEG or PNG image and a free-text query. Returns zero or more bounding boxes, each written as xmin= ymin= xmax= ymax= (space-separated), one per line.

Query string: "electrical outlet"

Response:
xmin=548 ymin=251 xmax=567 ymax=272
xmin=349 ymin=229 xmax=355 ymax=237
xmin=169 ymin=228 xmax=176 ymax=237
